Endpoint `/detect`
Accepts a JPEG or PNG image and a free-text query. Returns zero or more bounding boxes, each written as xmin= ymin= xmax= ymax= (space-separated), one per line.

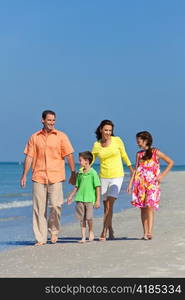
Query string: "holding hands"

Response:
xmin=94 ymin=200 xmax=100 ymax=209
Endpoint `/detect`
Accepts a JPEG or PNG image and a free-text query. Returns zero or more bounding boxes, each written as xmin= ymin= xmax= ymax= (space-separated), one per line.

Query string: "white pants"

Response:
xmin=100 ymin=177 xmax=124 ymax=201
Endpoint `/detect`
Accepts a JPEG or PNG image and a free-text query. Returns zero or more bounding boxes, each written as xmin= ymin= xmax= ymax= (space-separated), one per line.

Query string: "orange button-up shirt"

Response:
xmin=24 ymin=129 xmax=74 ymax=184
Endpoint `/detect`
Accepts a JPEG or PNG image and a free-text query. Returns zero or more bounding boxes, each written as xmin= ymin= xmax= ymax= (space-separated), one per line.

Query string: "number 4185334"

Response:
xmin=136 ymin=285 xmax=182 ymax=294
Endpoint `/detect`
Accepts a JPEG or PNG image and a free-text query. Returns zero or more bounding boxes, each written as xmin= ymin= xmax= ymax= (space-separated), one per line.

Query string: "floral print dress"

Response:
xmin=131 ymin=149 xmax=160 ymax=210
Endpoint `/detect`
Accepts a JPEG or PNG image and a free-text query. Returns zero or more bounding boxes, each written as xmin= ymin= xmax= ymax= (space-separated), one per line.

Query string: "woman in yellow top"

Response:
xmin=92 ymin=120 xmax=133 ymax=241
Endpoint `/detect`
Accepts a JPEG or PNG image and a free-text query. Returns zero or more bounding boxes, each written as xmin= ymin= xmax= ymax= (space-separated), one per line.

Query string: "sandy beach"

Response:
xmin=0 ymin=171 xmax=184 ymax=278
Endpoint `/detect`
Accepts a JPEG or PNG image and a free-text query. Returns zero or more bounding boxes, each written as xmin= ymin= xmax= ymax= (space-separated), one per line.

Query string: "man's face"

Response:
xmin=42 ymin=114 xmax=56 ymax=132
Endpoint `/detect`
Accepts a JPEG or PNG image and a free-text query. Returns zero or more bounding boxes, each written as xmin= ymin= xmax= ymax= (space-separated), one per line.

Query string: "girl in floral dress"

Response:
xmin=127 ymin=131 xmax=174 ymax=240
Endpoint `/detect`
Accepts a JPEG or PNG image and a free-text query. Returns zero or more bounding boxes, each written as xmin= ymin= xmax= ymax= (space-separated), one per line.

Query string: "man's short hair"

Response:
xmin=42 ymin=110 xmax=56 ymax=120
xmin=79 ymin=151 xmax=93 ymax=164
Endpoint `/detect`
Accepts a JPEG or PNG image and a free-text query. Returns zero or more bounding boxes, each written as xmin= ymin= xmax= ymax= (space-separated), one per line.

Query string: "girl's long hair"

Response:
xmin=95 ymin=120 xmax=114 ymax=141
xmin=136 ymin=131 xmax=153 ymax=160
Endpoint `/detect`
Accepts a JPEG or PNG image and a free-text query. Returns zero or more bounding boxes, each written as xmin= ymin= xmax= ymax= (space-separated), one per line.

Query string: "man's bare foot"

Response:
xmin=35 ymin=242 xmax=46 ymax=246
xmin=78 ymin=239 xmax=86 ymax=243
xmin=51 ymin=234 xmax=58 ymax=244
xmin=89 ymin=232 xmax=94 ymax=242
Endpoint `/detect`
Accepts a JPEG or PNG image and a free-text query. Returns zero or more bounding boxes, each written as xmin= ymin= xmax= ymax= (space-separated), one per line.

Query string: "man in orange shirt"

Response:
xmin=20 ymin=110 xmax=76 ymax=246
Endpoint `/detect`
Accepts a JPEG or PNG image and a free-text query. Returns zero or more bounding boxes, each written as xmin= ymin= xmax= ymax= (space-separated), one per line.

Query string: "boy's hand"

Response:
xmin=126 ymin=184 xmax=132 ymax=194
xmin=67 ymin=196 xmax=73 ymax=205
xmin=94 ymin=200 xmax=100 ymax=209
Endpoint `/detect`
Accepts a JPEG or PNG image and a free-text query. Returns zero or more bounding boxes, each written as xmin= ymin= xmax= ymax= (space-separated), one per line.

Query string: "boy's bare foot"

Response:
xmin=51 ymin=234 xmax=58 ymax=244
xmin=78 ymin=239 xmax=86 ymax=243
xmin=147 ymin=234 xmax=153 ymax=240
xmin=142 ymin=236 xmax=149 ymax=240
xmin=89 ymin=232 xmax=94 ymax=242
xmin=35 ymin=242 xmax=46 ymax=246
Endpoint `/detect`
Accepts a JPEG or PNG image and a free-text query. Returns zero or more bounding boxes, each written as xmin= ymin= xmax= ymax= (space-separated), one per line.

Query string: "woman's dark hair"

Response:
xmin=95 ymin=120 xmax=114 ymax=140
xmin=79 ymin=151 xmax=93 ymax=164
xmin=42 ymin=110 xmax=56 ymax=120
xmin=136 ymin=131 xmax=153 ymax=160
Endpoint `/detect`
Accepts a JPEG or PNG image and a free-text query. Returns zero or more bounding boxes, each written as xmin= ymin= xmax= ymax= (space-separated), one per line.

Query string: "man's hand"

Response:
xmin=69 ymin=172 xmax=76 ymax=185
xmin=20 ymin=175 xmax=27 ymax=188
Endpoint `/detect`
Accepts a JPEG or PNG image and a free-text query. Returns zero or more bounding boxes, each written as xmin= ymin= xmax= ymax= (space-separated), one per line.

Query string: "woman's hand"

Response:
xmin=129 ymin=166 xmax=134 ymax=177
xmin=127 ymin=184 xmax=132 ymax=194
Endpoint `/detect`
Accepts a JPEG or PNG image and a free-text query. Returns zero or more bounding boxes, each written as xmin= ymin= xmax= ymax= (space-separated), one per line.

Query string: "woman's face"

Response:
xmin=100 ymin=125 xmax=113 ymax=140
xmin=137 ymin=137 xmax=148 ymax=149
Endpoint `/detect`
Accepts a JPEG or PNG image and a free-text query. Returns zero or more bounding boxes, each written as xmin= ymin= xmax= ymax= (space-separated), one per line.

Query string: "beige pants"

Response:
xmin=32 ymin=181 xmax=64 ymax=243
xmin=76 ymin=202 xmax=94 ymax=222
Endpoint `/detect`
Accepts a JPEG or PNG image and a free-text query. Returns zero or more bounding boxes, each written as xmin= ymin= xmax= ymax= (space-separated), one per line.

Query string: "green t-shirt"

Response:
xmin=75 ymin=167 xmax=101 ymax=203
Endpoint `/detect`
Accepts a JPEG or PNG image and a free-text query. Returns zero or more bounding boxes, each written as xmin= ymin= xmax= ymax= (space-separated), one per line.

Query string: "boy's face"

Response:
xmin=79 ymin=156 xmax=89 ymax=167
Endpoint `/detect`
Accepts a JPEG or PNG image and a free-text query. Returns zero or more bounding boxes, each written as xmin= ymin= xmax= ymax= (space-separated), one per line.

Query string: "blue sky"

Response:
xmin=0 ymin=0 xmax=184 ymax=164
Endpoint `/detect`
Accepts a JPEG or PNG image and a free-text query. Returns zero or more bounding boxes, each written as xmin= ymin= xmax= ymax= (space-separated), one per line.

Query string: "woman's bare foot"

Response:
xmin=109 ymin=228 xmax=115 ymax=240
xmin=89 ymin=232 xmax=94 ymax=242
xmin=51 ymin=234 xmax=58 ymax=244
xmin=99 ymin=237 xmax=106 ymax=241
xmin=99 ymin=234 xmax=106 ymax=241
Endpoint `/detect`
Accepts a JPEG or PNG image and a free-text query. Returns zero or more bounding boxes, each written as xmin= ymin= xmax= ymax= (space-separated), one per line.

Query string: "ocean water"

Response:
xmin=0 ymin=162 xmax=184 ymax=252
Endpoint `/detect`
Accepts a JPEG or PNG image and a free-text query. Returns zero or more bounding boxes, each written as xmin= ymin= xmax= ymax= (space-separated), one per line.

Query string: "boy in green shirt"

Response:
xmin=67 ymin=151 xmax=101 ymax=243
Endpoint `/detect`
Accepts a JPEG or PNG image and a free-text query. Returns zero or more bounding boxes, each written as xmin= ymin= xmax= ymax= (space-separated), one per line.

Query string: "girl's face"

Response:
xmin=137 ymin=137 xmax=148 ymax=149
xmin=100 ymin=125 xmax=112 ymax=140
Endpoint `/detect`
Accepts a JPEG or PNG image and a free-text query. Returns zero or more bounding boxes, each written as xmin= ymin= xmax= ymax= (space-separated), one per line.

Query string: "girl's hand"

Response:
xmin=157 ymin=174 xmax=164 ymax=183
xmin=127 ymin=184 xmax=132 ymax=194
